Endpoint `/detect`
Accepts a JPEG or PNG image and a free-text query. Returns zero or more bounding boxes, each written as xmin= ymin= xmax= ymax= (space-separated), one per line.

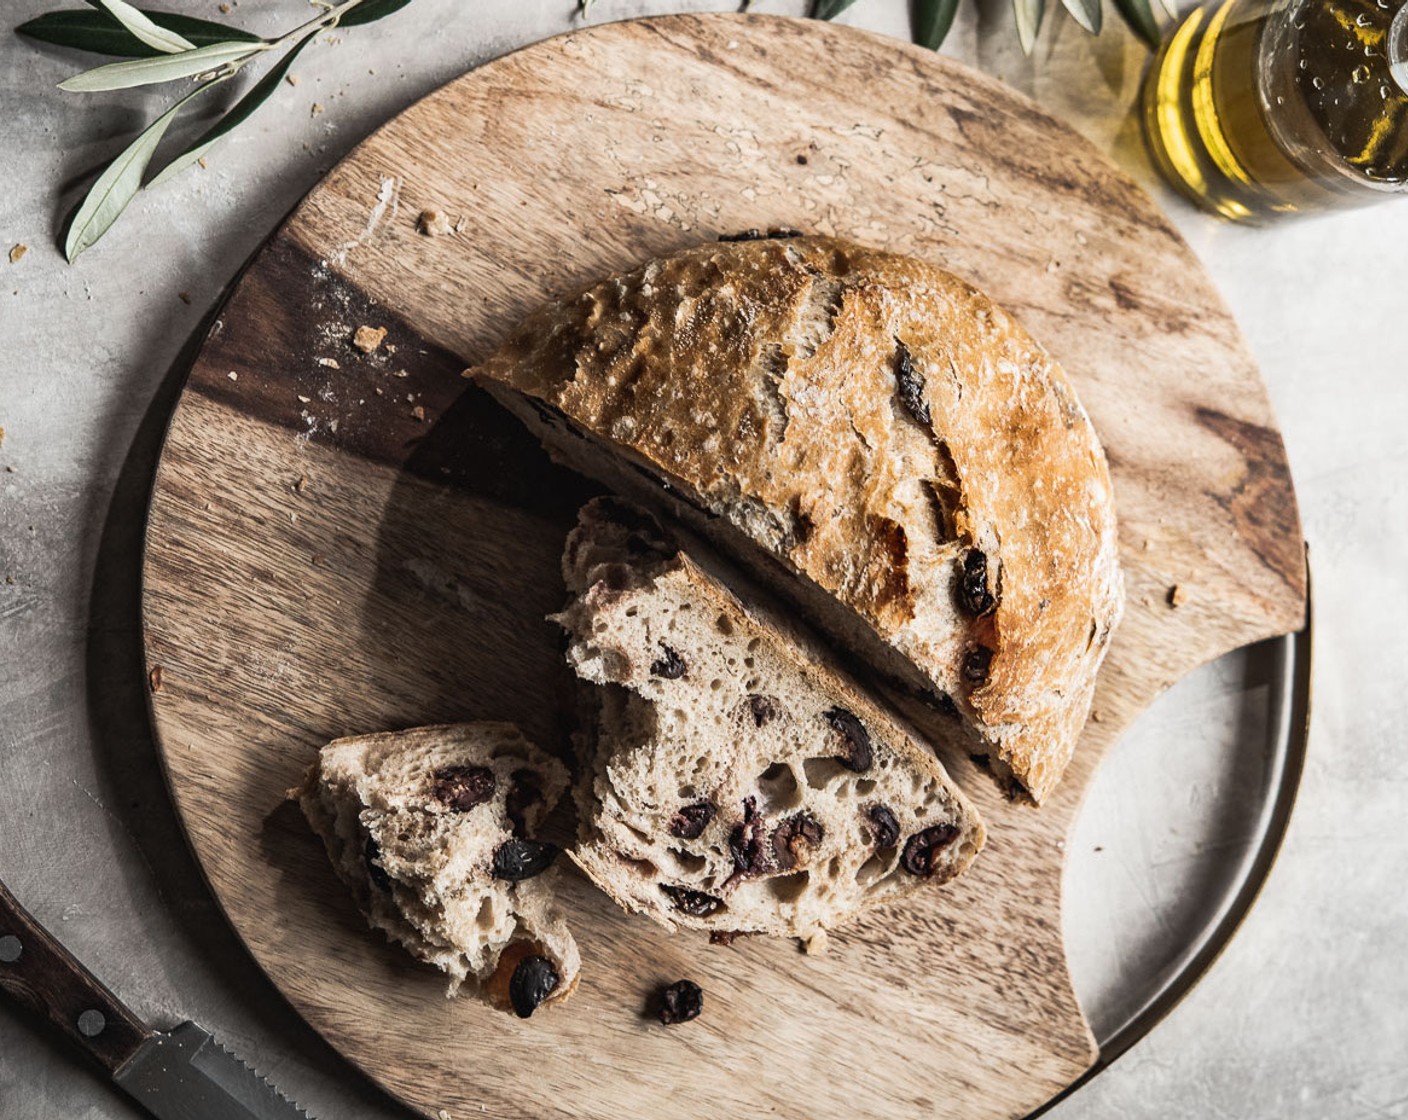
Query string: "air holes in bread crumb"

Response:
xmin=764 ymin=870 xmax=810 ymax=905
xmin=669 ymin=848 xmax=708 ymax=875
xmin=802 ymin=756 xmax=847 ymax=791
xmin=756 ymin=762 xmax=802 ymax=812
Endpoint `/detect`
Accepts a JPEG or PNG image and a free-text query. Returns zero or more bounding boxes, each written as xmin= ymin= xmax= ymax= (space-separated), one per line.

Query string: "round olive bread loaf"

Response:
xmin=474 ymin=236 xmax=1124 ymax=803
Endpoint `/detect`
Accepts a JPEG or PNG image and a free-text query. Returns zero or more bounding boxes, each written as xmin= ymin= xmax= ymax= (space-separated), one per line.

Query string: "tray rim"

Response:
xmin=1033 ymin=584 xmax=1313 ymax=1116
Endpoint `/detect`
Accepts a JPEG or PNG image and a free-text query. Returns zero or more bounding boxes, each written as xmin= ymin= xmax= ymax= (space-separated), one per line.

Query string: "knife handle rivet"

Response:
xmin=77 ymin=1009 xmax=106 ymax=1037
xmin=0 ymin=935 xmax=19 ymax=963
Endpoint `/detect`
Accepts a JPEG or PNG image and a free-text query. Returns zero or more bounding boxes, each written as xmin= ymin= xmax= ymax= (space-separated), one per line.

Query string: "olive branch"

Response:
xmin=17 ymin=0 xmax=413 ymax=260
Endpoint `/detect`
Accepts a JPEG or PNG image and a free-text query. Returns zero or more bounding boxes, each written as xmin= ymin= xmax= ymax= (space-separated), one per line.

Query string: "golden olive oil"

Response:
xmin=1142 ymin=0 xmax=1408 ymax=221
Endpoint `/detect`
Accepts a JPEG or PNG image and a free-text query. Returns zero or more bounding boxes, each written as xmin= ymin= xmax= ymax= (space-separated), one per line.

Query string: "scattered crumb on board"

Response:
xmin=418 ymin=209 xmax=453 ymax=236
xmin=294 ymin=476 xmax=308 ymax=494
xmin=1167 ymin=584 xmax=1188 ymax=608
xmin=149 ymin=666 xmax=164 ymax=694
xmin=352 ymin=324 xmax=387 ymax=353
xmin=0 ymin=426 xmax=5 ymax=448
xmin=8 ymin=245 xmax=26 ymax=264
xmin=317 ymin=357 xmax=340 ymax=369
xmin=311 ymin=102 xmax=325 ymax=117
xmin=178 ymin=291 xmax=191 ymax=304
xmin=411 ymin=405 xmax=426 ymax=422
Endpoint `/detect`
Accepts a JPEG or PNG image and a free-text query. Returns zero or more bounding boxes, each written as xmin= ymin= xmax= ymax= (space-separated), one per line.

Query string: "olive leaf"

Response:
xmin=58 ymin=38 xmax=265 ymax=92
xmin=148 ymin=29 xmax=318 ymax=189
xmin=812 ymin=0 xmax=862 ymax=19
xmin=914 ymin=0 xmax=961 ymax=49
xmin=1112 ymin=0 xmax=1160 ymax=47
xmin=1061 ymin=0 xmax=1103 ymax=35
xmin=1014 ymin=0 xmax=1045 ymax=53
xmin=16 ymin=10 xmax=260 ymax=58
xmin=93 ymin=0 xmax=192 ymax=52
xmin=65 ymin=76 xmax=227 ymax=260
xmin=340 ymin=0 xmax=415 ymax=27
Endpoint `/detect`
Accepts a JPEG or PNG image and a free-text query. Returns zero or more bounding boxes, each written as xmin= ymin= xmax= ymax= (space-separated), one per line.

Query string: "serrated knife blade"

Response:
xmin=115 ymin=1021 xmax=312 ymax=1120
xmin=0 ymin=877 xmax=317 ymax=1120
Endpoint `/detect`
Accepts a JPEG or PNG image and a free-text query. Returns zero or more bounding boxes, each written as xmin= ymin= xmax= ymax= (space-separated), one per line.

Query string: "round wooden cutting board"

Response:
xmin=142 ymin=14 xmax=1306 ymax=1120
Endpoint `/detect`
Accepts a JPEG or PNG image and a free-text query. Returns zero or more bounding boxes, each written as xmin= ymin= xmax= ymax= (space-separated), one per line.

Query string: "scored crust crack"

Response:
xmin=472 ymin=235 xmax=1124 ymax=803
xmin=553 ymin=497 xmax=985 ymax=939
xmin=294 ymin=723 xmax=580 ymax=1016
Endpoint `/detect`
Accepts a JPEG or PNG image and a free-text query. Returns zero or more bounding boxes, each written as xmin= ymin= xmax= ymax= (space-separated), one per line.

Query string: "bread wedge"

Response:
xmin=296 ymin=723 xmax=579 ymax=1016
xmin=554 ymin=498 xmax=985 ymax=940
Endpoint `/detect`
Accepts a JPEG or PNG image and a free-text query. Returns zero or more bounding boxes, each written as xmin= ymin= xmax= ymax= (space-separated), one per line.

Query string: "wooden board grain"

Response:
xmin=141 ymin=14 xmax=1306 ymax=1120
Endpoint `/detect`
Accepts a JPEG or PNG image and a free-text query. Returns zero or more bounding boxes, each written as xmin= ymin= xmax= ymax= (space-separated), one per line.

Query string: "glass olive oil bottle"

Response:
xmin=1142 ymin=0 xmax=1408 ymax=221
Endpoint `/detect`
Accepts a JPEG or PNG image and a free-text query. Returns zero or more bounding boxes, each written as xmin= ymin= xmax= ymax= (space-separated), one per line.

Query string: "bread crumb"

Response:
xmin=418 ymin=209 xmax=453 ymax=236
xmin=411 ymin=405 xmax=426 ymax=422
xmin=461 ymin=367 xmax=474 ymax=379
xmin=204 ymin=502 xmax=214 ymax=511
xmin=392 ymin=369 xmax=409 ymax=378
xmin=286 ymin=73 xmax=299 ymax=86
xmin=4 ymin=575 xmax=13 ymax=585
xmin=0 ymin=426 xmax=5 ymax=448
xmin=352 ymin=325 xmax=387 ymax=353
xmin=311 ymin=102 xmax=324 ymax=117
xmin=149 ymin=666 xmax=164 ymax=693
xmin=178 ymin=291 xmax=191 ymax=304
xmin=8 ymin=245 xmax=26 ymax=264
xmin=294 ymin=476 xmax=308 ymax=494
xmin=227 ymin=371 xmax=238 ymax=381
xmin=1168 ymin=584 xmax=1188 ymax=608
xmin=317 ymin=357 xmax=340 ymax=369
xmin=374 ymin=386 xmax=384 ymax=396
xmin=803 ymin=929 xmax=829 ymax=955
xmin=218 ymin=2 xmax=231 ymax=11
xmin=197 ymin=156 xmax=207 ymax=169
xmin=297 ymin=394 xmax=311 ymax=403
xmin=1090 ymin=709 xmax=1103 ymax=723
xmin=437 ymin=1111 xmax=452 ymax=1120
xmin=1142 ymin=538 xmax=1153 ymax=551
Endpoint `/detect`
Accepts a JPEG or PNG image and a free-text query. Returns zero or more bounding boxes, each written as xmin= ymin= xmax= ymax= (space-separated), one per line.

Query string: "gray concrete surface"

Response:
xmin=1 ymin=1 xmax=1404 ymax=1117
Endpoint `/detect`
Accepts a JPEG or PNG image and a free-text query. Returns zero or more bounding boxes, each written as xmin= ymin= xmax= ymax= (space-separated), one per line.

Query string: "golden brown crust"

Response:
xmin=475 ymin=236 xmax=1123 ymax=802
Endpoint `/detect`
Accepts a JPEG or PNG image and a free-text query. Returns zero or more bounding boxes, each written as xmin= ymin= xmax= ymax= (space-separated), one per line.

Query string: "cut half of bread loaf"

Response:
xmin=295 ymin=723 xmax=580 ymax=1016
xmin=554 ymin=498 xmax=985 ymax=940
xmin=473 ymin=235 xmax=1124 ymax=803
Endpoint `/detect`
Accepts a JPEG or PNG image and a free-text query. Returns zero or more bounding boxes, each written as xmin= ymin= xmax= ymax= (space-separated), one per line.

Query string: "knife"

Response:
xmin=0 ymin=876 xmax=314 ymax=1120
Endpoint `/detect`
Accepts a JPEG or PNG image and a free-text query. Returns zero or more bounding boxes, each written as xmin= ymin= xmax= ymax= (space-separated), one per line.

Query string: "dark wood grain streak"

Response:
xmin=190 ymin=235 xmax=598 ymax=515
xmin=0 ymin=879 xmax=149 ymax=1075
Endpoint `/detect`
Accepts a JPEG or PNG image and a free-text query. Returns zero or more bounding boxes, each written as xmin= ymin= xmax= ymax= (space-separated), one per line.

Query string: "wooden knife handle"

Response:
xmin=0 ymin=877 xmax=150 ymax=1074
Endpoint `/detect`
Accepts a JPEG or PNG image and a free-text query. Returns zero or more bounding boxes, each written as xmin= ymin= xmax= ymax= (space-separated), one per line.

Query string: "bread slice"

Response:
xmin=473 ymin=235 xmax=1124 ymax=803
xmin=296 ymin=723 xmax=580 ymax=1016
xmin=554 ymin=498 xmax=985 ymax=940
